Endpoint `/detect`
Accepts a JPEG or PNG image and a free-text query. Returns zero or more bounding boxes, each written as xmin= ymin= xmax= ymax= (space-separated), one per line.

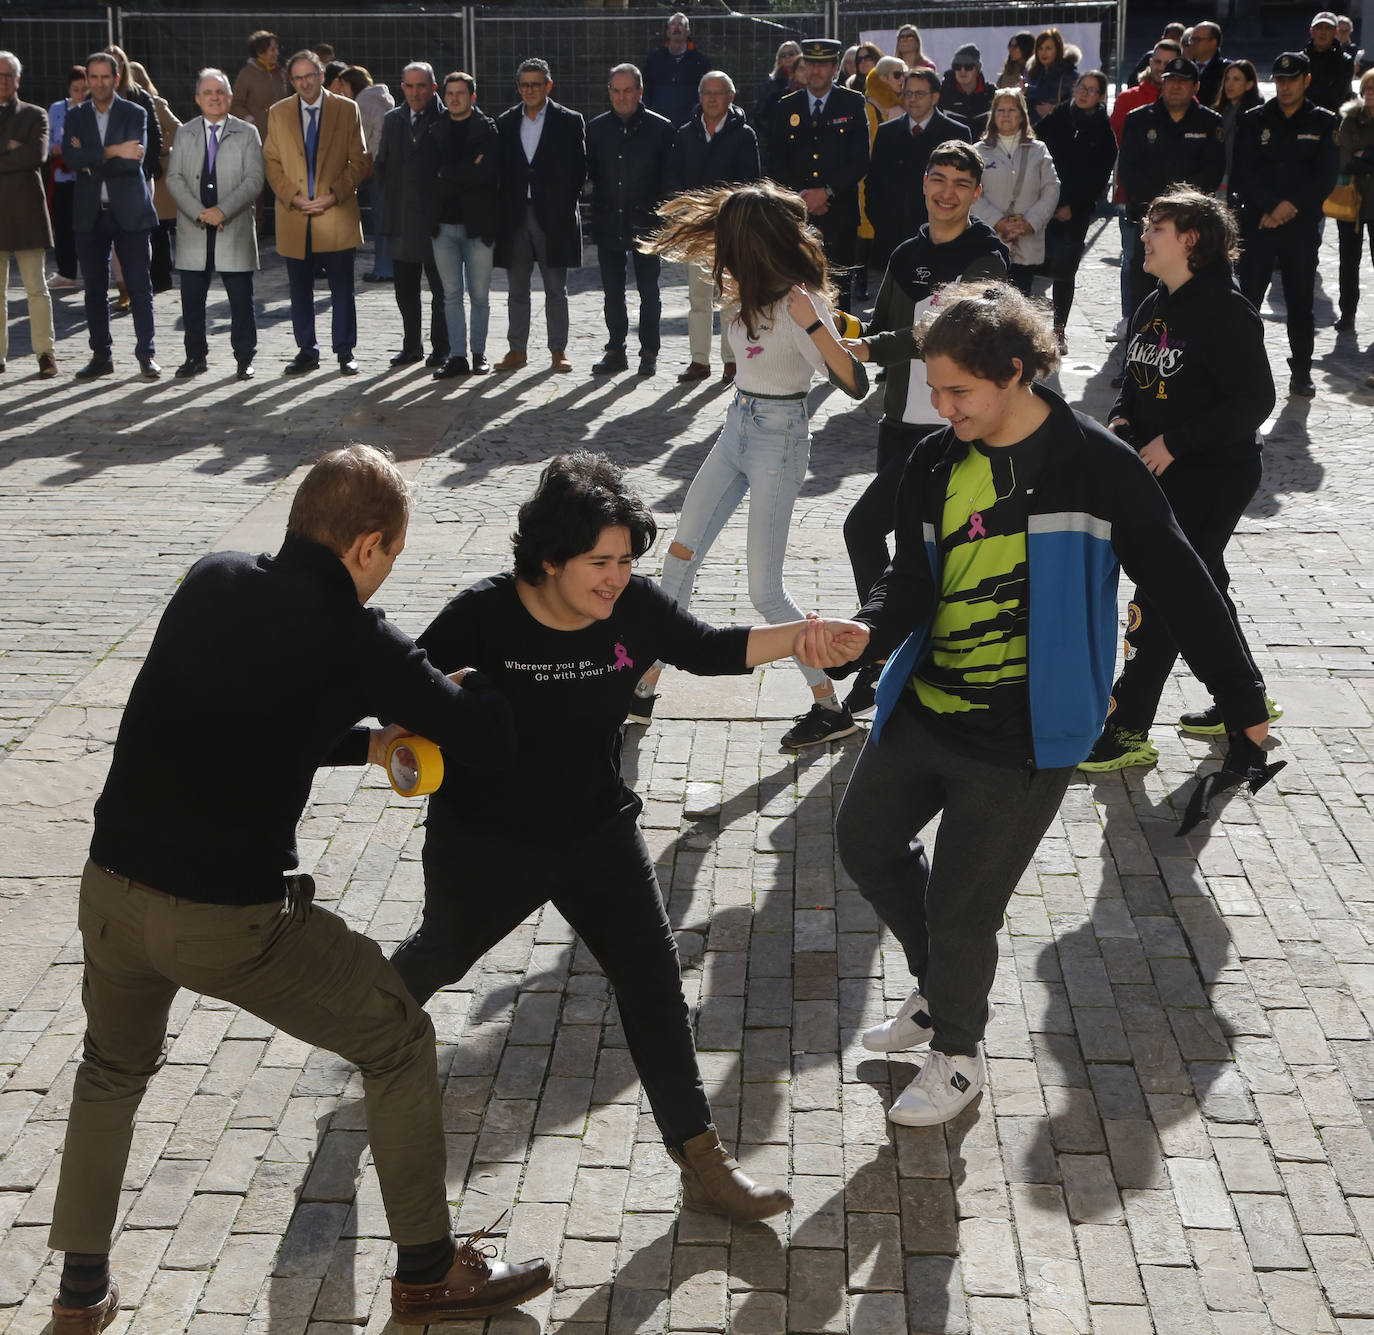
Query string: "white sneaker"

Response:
xmin=888 ymin=1048 xmax=986 ymax=1126
xmin=1106 ymin=318 xmax=1127 ymax=342
xmin=861 ymin=990 xmax=995 ymax=1053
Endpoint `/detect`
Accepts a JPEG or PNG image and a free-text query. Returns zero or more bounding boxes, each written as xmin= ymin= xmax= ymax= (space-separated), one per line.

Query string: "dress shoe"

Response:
xmin=471 ymin=354 xmax=491 ymax=375
xmin=550 ymin=348 xmax=573 ymax=372
xmin=720 ymin=361 xmax=736 ymax=382
xmin=236 ymin=361 xmax=255 ymax=381
xmin=1289 ymin=374 xmax=1316 ymax=397
xmin=390 ymin=348 xmax=424 ymax=366
xmin=592 ymin=349 xmax=628 ymax=374
xmin=638 ymin=355 xmax=656 ymax=376
xmin=284 ymin=352 xmax=320 ymax=376
xmin=677 ymin=361 xmax=710 ymax=382
xmin=74 ymin=357 xmax=114 ymax=381
xmin=37 ymin=352 xmax=59 ymax=379
xmin=339 ymin=356 xmax=360 ymax=375
xmin=52 ymin=1278 xmax=120 ymax=1334
xmin=425 ymin=349 xmax=449 ymax=368
xmin=493 ymin=349 xmax=527 ymax=371
xmin=175 ymin=357 xmax=208 ymax=379
xmin=138 ymin=358 xmax=162 ymax=381
xmin=390 ymin=1224 xmax=551 ymax=1326
xmin=433 ymin=355 xmax=470 ymax=380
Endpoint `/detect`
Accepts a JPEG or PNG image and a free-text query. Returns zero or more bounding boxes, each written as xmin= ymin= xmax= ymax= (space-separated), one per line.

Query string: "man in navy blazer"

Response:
xmin=62 ymin=50 xmax=159 ymax=379
xmin=492 ymin=59 xmax=585 ymax=372
xmin=866 ymin=69 xmax=972 ymax=268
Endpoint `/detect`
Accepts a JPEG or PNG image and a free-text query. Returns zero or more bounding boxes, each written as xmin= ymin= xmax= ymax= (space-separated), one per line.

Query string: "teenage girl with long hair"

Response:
xmin=627 ymin=182 xmax=869 ymax=749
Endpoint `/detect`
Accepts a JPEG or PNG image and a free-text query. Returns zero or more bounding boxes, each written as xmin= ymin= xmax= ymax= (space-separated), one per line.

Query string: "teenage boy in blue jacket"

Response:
xmin=832 ymin=281 xmax=1270 ymax=1128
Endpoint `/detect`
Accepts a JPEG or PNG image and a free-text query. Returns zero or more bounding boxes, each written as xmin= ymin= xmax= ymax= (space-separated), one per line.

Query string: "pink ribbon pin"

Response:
xmin=968 ymin=511 xmax=987 ymax=540
xmin=612 ymin=642 xmax=634 ymax=670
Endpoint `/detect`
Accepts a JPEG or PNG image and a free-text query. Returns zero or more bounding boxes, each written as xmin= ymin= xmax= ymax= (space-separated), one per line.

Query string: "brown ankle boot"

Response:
xmin=668 ymin=1128 xmax=793 ymax=1221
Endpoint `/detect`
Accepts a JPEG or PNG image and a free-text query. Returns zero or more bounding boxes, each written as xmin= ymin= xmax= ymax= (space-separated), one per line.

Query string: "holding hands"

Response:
xmin=794 ymin=616 xmax=871 ymax=669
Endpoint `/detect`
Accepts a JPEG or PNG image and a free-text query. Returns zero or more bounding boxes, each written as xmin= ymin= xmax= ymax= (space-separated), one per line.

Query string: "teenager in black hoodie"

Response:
xmin=1081 ymin=189 xmax=1281 ymax=770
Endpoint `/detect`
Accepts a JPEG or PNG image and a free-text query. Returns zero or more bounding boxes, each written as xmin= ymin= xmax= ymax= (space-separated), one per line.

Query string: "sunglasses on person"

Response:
xmin=952 ymin=62 xmax=978 ymax=71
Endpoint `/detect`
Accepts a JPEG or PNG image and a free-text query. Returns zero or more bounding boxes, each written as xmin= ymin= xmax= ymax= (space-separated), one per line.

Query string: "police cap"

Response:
xmin=1272 ymin=51 xmax=1311 ymax=77
xmin=800 ymin=39 xmax=843 ymax=63
xmin=1160 ymin=57 xmax=1199 ymax=81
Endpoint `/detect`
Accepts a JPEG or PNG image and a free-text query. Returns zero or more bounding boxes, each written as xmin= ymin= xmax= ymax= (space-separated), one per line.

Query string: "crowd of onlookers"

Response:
xmin=0 ymin=9 xmax=1371 ymax=390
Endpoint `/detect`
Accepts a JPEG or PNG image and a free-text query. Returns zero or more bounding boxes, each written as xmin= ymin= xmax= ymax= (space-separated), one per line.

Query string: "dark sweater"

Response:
xmin=1036 ymin=100 xmax=1117 ymax=210
xmin=417 ymin=574 xmax=750 ymax=838
xmin=1111 ymin=259 xmax=1274 ymax=467
xmin=434 ymin=109 xmax=500 ymax=239
xmin=90 ymin=536 xmax=514 ymax=904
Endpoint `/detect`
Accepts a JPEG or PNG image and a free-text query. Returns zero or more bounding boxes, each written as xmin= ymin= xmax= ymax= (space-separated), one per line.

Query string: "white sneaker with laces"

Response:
xmin=861 ymin=990 xmax=995 ymax=1053
xmin=888 ymin=1048 xmax=986 ymax=1126
xmin=1106 ymin=318 xmax=1127 ymax=342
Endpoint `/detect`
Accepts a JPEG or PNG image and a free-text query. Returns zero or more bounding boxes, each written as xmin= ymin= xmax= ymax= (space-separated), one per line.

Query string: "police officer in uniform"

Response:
xmin=1231 ymin=51 xmax=1340 ymax=396
xmin=1117 ymin=57 xmax=1225 ymax=319
xmin=767 ymin=37 xmax=869 ymax=310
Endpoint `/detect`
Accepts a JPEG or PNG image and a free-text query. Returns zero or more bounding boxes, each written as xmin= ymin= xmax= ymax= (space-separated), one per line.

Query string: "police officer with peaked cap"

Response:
xmin=1230 ymin=50 xmax=1339 ymax=396
xmin=1117 ymin=57 xmax=1225 ymax=317
xmin=766 ymin=37 xmax=869 ymax=310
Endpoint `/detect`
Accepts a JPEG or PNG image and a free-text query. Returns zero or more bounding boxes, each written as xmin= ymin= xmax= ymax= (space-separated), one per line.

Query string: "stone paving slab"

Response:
xmin=1 ymin=218 xmax=1373 ymax=1333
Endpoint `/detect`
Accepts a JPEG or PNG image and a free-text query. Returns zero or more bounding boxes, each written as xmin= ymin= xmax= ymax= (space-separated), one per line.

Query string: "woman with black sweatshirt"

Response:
xmin=1080 ymin=188 xmax=1280 ymax=771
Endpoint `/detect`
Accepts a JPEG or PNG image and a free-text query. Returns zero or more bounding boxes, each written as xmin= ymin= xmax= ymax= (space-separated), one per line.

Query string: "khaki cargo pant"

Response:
xmin=48 ymin=860 xmax=451 ymax=1254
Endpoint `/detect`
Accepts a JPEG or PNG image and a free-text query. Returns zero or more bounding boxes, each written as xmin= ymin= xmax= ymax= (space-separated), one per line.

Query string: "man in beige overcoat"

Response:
xmin=0 ymin=50 xmax=57 ymax=377
xmin=262 ymin=49 xmax=369 ymax=374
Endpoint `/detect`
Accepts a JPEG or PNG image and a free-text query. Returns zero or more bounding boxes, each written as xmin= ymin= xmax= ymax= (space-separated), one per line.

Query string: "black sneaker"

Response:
xmin=781 ymin=703 xmax=859 ymax=750
xmin=1178 ymin=696 xmax=1283 ymax=736
xmin=844 ymin=663 xmax=881 ymax=715
xmin=625 ymin=693 xmax=658 ymax=726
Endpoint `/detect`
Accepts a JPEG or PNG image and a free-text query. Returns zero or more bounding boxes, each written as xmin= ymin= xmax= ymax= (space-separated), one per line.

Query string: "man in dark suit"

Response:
xmin=375 ymin=61 xmax=449 ymax=368
xmin=766 ymin=37 xmax=869 ymax=310
xmin=493 ymin=58 xmax=586 ymax=372
xmin=866 ymin=69 xmax=972 ymax=269
xmin=62 ymin=49 xmax=159 ymax=380
xmin=1190 ymin=22 xmax=1228 ymax=106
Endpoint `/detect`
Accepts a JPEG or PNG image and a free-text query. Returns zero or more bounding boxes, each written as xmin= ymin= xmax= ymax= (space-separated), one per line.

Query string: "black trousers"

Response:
xmin=813 ymin=207 xmax=858 ymax=313
xmin=392 ymin=257 xmax=448 ymax=357
xmin=178 ymin=231 xmax=256 ymax=364
xmin=1238 ymin=218 xmax=1319 ymax=375
xmin=843 ymin=419 xmax=934 ymax=601
xmin=837 ymin=702 xmax=1073 ymax=1057
xmin=150 ymin=218 xmax=175 ymax=291
xmin=1107 ymin=455 xmax=1265 ymax=732
xmin=76 ymin=213 xmax=154 ymax=361
xmin=1336 ymin=217 xmax=1374 ymax=317
xmin=390 ymin=808 xmax=712 ymax=1150
xmin=51 ymin=180 xmax=78 ymax=279
xmin=1045 ymin=203 xmax=1095 ymax=327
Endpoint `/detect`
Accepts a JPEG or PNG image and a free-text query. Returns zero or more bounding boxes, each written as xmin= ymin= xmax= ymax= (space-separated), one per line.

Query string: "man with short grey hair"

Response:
xmin=0 ymin=49 xmax=57 ymax=377
xmin=643 ymin=11 xmax=710 ymax=126
xmin=664 ymin=68 xmax=760 ymax=382
xmin=586 ymin=62 xmax=673 ymax=375
xmin=376 ymin=61 xmax=449 ymax=367
xmin=165 ymin=67 xmax=264 ymax=378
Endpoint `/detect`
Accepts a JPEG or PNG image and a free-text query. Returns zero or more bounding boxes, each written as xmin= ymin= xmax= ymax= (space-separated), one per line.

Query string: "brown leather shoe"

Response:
xmin=720 ymin=361 xmax=736 ymax=383
xmin=668 ymin=1128 xmax=793 ymax=1221
xmin=390 ymin=1224 xmax=551 ymax=1326
xmin=550 ymin=348 xmax=573 ymax=372
xmin=493 ymin=349 xmax=527 ymax=372
xmin=38 ymin=352 xmax=58 ymax=379
xmin=677 ymin=361 xmax=710 ymax=382
xmin=52 ymin=1279 xmax=120 ymax=1334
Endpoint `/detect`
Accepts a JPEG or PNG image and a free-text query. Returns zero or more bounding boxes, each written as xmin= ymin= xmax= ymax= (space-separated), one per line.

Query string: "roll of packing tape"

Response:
xmin=837 ymin=310 xmax=862 ymax=340
xmin=386 ymin=735 xmax=444 ymax=797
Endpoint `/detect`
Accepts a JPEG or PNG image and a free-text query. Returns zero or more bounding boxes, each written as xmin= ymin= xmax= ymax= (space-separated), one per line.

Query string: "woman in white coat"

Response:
xmin=970 ymin=88 xmax=1060 ymax=293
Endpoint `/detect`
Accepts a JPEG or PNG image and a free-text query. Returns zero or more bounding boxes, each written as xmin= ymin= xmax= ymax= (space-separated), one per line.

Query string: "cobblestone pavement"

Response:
xmin=1 ymin=217 xmax=1373 ymax=1335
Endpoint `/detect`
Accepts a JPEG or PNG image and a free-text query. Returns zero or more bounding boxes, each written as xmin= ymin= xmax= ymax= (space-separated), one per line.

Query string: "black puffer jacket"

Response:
xmin=1036 ymin=99 xmax=1117 ymax=210
xmin=664 ymin=102 xmax=760 ymax=193
xmin=585 ymin=104 xmax=675 ymax=248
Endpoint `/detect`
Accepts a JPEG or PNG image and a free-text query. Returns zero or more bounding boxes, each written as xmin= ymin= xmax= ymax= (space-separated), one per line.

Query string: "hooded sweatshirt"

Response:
xmin=1111 ymin=258 xmax=1274 ymax=467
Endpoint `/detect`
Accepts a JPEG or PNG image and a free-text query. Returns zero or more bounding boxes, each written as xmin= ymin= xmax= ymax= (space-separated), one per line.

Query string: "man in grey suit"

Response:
xmin=166 ymin=68 xmax=264 ymax=379
xmin=62 ymin=49 xmax=160 ymax=379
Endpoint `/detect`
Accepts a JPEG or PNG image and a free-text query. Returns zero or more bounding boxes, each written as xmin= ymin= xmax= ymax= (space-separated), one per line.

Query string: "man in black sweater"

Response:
xmin=45 ymin=445 xmax=551 ymax=1333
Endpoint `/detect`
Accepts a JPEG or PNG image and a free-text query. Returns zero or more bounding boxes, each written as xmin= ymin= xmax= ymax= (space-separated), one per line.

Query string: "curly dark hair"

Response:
xmin=1146 ymin=186 xmax=1241 ymax=272
xmin=512 ymin=453 xmax=657 ymax=584
xmin=913 ymin=281 xmax=1060 ymax=385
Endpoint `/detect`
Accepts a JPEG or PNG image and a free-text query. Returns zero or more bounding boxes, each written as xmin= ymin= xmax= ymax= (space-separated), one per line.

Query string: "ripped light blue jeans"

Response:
xmin=656 ymin=392 xmax=827 ymax=689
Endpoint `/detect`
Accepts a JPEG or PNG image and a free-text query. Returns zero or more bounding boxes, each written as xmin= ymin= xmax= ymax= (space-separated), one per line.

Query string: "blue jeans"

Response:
xmin=657 ymin=392 xmax=826 ymax=689
xmin=432 ymin=223 xmax=494 ymax=359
